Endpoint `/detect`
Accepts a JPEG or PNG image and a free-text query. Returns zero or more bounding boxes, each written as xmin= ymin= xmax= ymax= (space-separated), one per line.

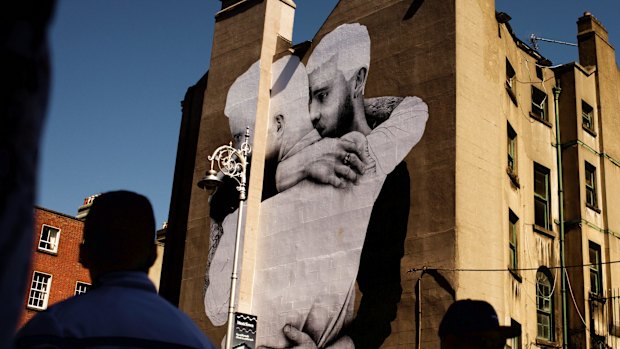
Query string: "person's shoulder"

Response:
xmin=154 ymin=300 xmax=218 ymax=348
xmin=16 ymin=305 xmax=64 ymax=344
xmin=18 ymin=290 xmax=102 ymax=337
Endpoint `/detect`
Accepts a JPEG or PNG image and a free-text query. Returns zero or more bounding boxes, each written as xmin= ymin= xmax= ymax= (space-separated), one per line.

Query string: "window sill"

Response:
xmin=590 ymin=292 xmax=606 ymax=304
xmin=509 ymin=268 xmax=522 ymax=283
xmin=530 ymin=112 xmax=552 ymax=128
xmin=533 ymin=225 xmax=555 ymax=238
xmin=583 ymin=125 xmax=597 ymax=137
xmin=505 ymin=84 xmax=518 ymax=106
xmin=37 ymin=248 xmax=58 ymax=256
xmin=586 ymin=203 xmax=601 ymax=214
xmin=506 ymin=168 xmax=520 ymax=188
xmin=26 ymin=305 xmax=46 ymax=312
xmin=535 ymin=338 xmax=560 ymax=348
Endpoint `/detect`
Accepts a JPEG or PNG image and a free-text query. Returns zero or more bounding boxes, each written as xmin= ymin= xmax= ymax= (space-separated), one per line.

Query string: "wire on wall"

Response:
xmin=407 ymin=259 xmax=620 ymax=273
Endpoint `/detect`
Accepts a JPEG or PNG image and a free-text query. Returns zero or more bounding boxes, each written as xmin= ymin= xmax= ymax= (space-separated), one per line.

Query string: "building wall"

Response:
xmin=561 ymin=13 xmax=620 ymax=348
xmin=149 ymin=243 xmax=165 ymax=290
xmin=455 ymin=0 xmax=506 ymax=303
xmin=160 ymin=71 xmax=208 ymax=305
xmin=296 ymin=2 xmax=458 ymax=347
xmin=171 ymin=1 xmax=620 ymax=349
xmin=20 ymin=207 xmax=90 ymax=327
xmin=455 ymin=1 xmax=566 ymax=346
xmin=180 ymin=0 xmax=275 ymax=341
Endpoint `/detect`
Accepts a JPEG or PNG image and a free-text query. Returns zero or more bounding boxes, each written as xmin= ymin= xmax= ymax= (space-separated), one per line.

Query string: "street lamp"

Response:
xmin=198 ymin=127 xmax=251 ymax=349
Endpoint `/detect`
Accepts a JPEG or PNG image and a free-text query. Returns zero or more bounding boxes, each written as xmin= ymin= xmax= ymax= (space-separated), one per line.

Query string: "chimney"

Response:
xmin=577 ymin=11 xmax=610 ymax=67
xmin=76 ymin=194 xmax=99 ymax=220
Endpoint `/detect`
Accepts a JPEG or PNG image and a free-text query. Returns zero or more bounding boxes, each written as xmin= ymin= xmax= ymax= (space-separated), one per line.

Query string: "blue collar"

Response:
xmin=94 ymin=271 xmax=156 ymax=293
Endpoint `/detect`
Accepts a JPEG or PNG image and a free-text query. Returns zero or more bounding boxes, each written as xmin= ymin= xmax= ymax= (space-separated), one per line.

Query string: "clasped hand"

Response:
xmin=303 ymin=131 xmax=373 ymax=188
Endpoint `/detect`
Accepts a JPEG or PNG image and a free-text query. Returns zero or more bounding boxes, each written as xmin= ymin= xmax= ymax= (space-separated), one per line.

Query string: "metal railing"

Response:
xmin=587 ymin=289 xmax=620 ymax=348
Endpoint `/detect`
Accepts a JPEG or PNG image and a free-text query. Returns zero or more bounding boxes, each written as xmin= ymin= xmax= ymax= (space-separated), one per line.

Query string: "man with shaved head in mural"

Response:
xmin=273 ymin=23 xmax=429 ymax=349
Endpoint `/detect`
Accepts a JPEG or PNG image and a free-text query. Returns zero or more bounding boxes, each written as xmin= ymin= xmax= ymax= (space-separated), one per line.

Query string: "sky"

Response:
xmin=39 ymin=1 xmax=619 ymax=228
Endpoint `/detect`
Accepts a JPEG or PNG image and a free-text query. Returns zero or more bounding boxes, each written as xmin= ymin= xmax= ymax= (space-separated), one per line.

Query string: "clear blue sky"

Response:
xmin=39 ymin=1 xmax=619 ymax=228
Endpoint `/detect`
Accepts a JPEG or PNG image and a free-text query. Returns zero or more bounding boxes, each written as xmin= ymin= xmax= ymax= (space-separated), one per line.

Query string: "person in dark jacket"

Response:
xmin=16 ymin=191 xmax=216 ymax=349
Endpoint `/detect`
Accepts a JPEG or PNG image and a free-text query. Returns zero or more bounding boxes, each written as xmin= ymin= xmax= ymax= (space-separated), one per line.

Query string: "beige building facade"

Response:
xmin=162 ymin=1 xmax=620 ymax=348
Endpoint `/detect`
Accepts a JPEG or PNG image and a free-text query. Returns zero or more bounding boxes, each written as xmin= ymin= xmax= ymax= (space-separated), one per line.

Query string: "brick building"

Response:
xmin=162 ymin=1 xmax=620 ymax=348
xmin=21 ymin=199 xmax=167 ymax=329
xmin=20 ymin=207 xmax=90 ymax=327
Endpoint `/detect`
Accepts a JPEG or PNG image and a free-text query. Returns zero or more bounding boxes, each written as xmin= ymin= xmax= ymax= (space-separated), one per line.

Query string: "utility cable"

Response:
xmin=407 ymin=259 xmax=620 ymax=273
xmin=564 ymin=268 xmax=587 ymax=326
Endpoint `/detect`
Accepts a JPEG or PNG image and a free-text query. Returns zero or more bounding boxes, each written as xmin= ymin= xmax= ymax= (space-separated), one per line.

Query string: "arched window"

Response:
xmin=536 ymin=268 xmax=554 ymax=340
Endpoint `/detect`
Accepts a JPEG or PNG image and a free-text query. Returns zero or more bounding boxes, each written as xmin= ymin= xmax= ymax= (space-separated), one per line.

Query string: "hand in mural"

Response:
xmin=275 ymin=136 xmax=370 ymax=192
xmin=283 ymin=325 xmax=355 ymax=349
xmin=340 ymin=131 xmax=375 ymax=174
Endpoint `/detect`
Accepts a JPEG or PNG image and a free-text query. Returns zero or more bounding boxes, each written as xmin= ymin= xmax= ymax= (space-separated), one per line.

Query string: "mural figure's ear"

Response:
xmin=275 ymin=114 xmax=284 ymax=134
xmin=353 ymin=67 xmax=368 ymax=99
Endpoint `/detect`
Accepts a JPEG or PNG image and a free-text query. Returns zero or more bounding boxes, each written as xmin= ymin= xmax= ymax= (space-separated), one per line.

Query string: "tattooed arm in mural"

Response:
xmin=275 ymin=96 xmax=427 ymax=191
xmin=275 ymin=135 xmax=370 ymax=192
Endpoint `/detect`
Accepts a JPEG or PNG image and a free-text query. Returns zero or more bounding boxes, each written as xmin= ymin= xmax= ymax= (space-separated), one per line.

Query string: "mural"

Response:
xmin=205 ymin=23 xmax=429 ymax=349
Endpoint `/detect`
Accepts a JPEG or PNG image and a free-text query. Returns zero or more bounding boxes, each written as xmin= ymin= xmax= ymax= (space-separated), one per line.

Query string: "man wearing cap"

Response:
xmin=438 ymin=299 xmax=521 ymax=349
xmin=16 ymin=191 xmax=216 ymax=349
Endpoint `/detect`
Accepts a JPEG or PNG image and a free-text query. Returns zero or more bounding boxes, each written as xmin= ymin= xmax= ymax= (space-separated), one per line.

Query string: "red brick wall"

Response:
xmin=19 ymin=207 xmax=91 ymax=328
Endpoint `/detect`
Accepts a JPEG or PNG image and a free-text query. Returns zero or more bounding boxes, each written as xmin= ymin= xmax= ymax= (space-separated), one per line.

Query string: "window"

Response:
xmin=506 ymin=336 xmax=520 ymax=349
xmin=536 ymin=66 xmax=544 ymax=80
xmin=531 ymin=86 xmax=548 ymax=121
xmin=589 ymin=241 xmax=602 ymax=296
xmin=585 ymin=162 xmax=598 ymax=209
xmin=536 ymin=268 xmax=554 ymax=341
xmin=38 ymin=225 xmax=60 ymax=253
xmin=582 ymin=101 xmax=594 ymax=133
xmin=506 ymin=59 xmax=517 ymax=103
xmin=507 ymin=124 xmax=517 ymax=174
xmin=505 ymin=320 xmax=521 ymax=349
xmin=534 ymin=164 xmax=551 ymax=231
xmin=75 ymin=281 xmax=91 ymax=296
xmin=509 ymin=211 xmax=519 ymax=270
xmin=28 ymin=272 xmax=52 ymax=310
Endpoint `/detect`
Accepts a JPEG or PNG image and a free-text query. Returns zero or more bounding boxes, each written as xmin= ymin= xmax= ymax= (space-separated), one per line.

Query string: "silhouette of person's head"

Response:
xmin=79 ymin=191 xmax=157 ymax=282
xmin=439 ymin=299 xmax=521 ymax=349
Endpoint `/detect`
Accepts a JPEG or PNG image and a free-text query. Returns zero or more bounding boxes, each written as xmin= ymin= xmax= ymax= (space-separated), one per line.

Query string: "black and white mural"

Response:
xmin=205 ymin=23 xmax=429 ymax=349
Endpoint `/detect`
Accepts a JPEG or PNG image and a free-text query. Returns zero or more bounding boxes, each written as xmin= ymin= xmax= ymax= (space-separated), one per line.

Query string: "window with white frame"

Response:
xmin=582 ymin=101 xmax=594 ymax=133
xmin=509 ymin=210 xmax=519 ymax=271
xmin=507 ymin=123 xmax=517 ymax=175
xmin=38 ymin=225 xmax=60 ymax=253
xmin=589 ymin=241 xmax=603 ymax=296
xmin=506 ymin=59 xmax=517 ymax=103
xmin=531 ymin=86 xmax=548 ymax=121
xmin=534 ymin=163 xmax=551 ymax=231
xmin=75 ymin=281 xmax=91 ymax=296
xmin=585 ymin=162 xmax=598 ymax=209
xmin=536 ymin=268 xmax=554 ymax=341
xmin=28 ymin=272 xmax=52 ymax=310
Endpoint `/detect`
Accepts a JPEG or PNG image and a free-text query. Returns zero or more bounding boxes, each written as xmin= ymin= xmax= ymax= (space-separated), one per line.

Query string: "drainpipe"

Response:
xmin=417 ymin=275 xmax=421 ymax=349
xmin=553 ymin=82 xmax=569 ymax=349
xmin=416 ymin=269 xmax=425 ymax=349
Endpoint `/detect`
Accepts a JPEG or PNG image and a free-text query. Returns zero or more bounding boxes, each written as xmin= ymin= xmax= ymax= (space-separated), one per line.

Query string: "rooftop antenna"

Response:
xmin=530 ymin=33 xmax=577 ymax=51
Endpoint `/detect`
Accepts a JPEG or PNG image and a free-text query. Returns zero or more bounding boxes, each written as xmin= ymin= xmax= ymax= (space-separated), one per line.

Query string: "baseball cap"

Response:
xmin=438 ymin=299 xmax=521 ymax=339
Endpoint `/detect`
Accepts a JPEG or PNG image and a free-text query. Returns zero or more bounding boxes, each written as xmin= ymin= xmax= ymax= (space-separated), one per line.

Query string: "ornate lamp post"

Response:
xmin=197 ymin=127 xmax=251 ymax=349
